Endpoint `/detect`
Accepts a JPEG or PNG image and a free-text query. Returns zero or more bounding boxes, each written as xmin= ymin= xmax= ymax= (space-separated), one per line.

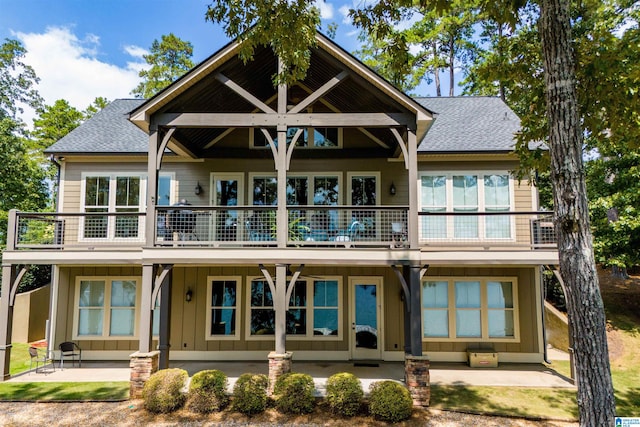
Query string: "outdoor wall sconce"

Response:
xmin=194 ymin=182 xmax=202 ymax=195
xmin=185 ymin=288 xmax=193 ymax=302
xmin=389 ymin=182 xmax=396 ymax=196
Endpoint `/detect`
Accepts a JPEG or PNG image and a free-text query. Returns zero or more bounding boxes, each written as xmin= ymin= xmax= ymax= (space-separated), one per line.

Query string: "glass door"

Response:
xmin=349 ymin=277 xmax=383 ymax=360
xmin=210 ymin=173 xmax=243 ymax=242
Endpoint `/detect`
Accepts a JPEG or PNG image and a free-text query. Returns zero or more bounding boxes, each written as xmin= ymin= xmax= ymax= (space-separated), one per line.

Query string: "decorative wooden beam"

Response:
xmin=285 ymin=128 xmax=304 ymax=170
xmin=288 ymin=71 xmax=349 ymax=114
xmin=285 ymin=264 xmax=304 ymax=306
xmin=391 ymin=128 xmax=409 ymax=170
xmin=215 ymin=73 xmax=276 ymax=114
xmin=259 ymin=264 xmax=277 ymax=298
xmin=203 ymin=128 xmax=234 ymax=149
xmin=156 ymin=127 xmax=175 ymax=170
xmin=155 ymin=112 xmax=414 ymax=128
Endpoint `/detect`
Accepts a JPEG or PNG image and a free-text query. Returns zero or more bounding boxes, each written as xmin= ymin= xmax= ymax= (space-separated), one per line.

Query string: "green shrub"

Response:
xmin=326 ymin=372 xmax=363 ymax=416
xmin=186 ymin=369 xmax=229 ymax=413
xmin=273 ymin=372 xmax=315 ymax=414
xmin=232 ymin=373 xmax=269 ymax=415
xmin=368 ymin=381 xmax=413 ymax=422
xmin=142 ymin=368 xmax=188 ymax=413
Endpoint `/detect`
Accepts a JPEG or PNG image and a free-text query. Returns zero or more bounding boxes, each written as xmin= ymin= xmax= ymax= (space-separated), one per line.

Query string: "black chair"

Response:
xmin=29 ymin=346 xmax=55 ymax=373
xmin=59 ymin=341 xmax=82 ymax=369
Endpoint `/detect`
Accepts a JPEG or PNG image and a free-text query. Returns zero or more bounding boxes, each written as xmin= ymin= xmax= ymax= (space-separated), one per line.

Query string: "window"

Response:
xmin=252 ymin=128 xmax=341 ymax=148
xmin=249 ymin=279 xmax=274 ymax=336
xmin=419 ymin=172 xmax=513 ymax=240
xmin=74 ymin=277 xmax=139 ymax=339
xmin=349 ymin=173 xmax=380 ymax=237
xmin=82 ymin=173 xmax=145 ymax=240
xmin=206 ymin=277 xmax=241 ymax=339
xmin=421 ymin=277 xmax=518 ymax=342
xmin=247 ymin=277 xmax=342 ymax=339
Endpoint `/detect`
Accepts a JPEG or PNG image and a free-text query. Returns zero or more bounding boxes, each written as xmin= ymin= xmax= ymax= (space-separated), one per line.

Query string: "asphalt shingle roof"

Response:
xmin=46 ymin=97 xmax=523 ymax=155
xmin=45 ymin=99 xmax=147 ymax=154
xmin=415 ymin=97 xmax=521 ymax=152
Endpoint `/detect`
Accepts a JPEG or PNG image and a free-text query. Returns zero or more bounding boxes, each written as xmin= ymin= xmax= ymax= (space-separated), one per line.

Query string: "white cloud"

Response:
xmin=124 ymin=44 xmax=148 ymax=59
xmin=316 ymin=0 xmax=334 ymax=19
xmin=14 ymin=26 xmax=146 ymax=125
xmin=339 ymin=5 xmax=352 ymax=24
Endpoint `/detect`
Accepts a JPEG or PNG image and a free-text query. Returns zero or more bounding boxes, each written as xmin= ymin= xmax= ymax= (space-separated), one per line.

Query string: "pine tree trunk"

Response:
xmin=433 ymin=43 xmax=441 ymax=97
xmin=539 ymin=0 xmax=616 ymax=425
xmin=448 ymin=38 xmax=454 ymax=96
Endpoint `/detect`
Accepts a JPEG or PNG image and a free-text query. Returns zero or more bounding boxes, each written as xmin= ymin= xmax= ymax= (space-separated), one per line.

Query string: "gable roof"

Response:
xmin=416 ymin=97 xmax=520 ymax=153
xmin=46 ymin=96 xmax=524 ymax=155
xmin=128 ymin=32 xmax=433 ymax=145
xmin=45 ymin=99 xmax=147 ymax=155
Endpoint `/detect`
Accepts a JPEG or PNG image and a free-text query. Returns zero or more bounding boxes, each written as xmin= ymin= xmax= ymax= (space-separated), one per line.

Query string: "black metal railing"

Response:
xmin=10 ymin=209 xmax=556 ymax=250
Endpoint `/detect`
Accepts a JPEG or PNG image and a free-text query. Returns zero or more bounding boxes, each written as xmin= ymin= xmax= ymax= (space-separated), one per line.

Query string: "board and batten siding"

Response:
xmin=56 ymin=265 xmax=539 ymax=358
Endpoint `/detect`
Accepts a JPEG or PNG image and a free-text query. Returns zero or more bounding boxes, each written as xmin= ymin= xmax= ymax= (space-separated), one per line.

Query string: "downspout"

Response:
xmin=540 ymin=266 xmax=551 ymax=364
xmin=47 ymin=156 xmax=62 ymax=354
xmin=49 ymin=155 xmax=62 ymax=211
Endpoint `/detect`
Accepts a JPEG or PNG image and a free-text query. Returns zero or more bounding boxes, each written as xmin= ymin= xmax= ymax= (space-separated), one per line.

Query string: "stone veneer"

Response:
xmin=404 ymin=355 xmax=430 ymax=406
xmin=267 ymin=351 xmax=292 ymax=395
xmin=129 ymin=351 xmax=160 ymax=399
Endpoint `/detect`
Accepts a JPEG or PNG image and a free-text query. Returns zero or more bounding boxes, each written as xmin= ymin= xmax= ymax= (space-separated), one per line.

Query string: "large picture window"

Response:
xmin=82 ymin=173 xmax=145 ymax=240
xmin=206 ymin=277 xmax=240 ymax=339
xmin=74 ymin=277 xmax=139 ymax=339
xmin=420 ymin=172 xmax=513 ymax=240
xmin=247 ymin=277 xmax=342 ymax=339
xmin=421 ymin=277 xmax=518 ymax=342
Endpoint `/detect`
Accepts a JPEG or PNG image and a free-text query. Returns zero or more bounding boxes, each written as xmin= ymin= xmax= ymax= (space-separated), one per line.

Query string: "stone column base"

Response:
xmin=267 ymin=351 xmax=293 ymax=395
xmin=405 ymin=354 xmax=430 ymax=406
xmin=129 ymin=350 xmax=160 ymax=399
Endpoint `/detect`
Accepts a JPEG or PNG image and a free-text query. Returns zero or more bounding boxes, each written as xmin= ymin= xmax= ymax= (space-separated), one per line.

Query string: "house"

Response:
xmin=0 ymin=33 xmax=558 ymax=397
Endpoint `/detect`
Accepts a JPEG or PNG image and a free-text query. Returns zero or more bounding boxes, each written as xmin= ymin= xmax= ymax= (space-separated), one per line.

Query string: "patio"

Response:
xmin=7 ymin=357 xmax=575 ymax=395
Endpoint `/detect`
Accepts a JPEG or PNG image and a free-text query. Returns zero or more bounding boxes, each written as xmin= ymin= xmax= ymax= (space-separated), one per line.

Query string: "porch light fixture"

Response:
xmin=194 ymin=182 xmax=202 ymax=195
xmin=185 ymin=288 xmax=193 ymax=302
xmin=389 ymin=182 xmax=396 ymax=196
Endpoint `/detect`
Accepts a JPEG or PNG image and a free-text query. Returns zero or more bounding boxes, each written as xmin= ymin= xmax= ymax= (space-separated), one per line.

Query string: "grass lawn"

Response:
xmin=9 ymin=343 xmax=32 ymax=376
xmin=0 ymin=382 xmax=129 ymax=401
xmin=431 ymin=385 xmax=578 ymax=420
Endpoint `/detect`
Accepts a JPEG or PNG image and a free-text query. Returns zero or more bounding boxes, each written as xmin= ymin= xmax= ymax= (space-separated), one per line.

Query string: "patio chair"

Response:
xmin=29 ymin=346 xmax=55 ymax=373
xmin=59 ymin=341 xmax=82 ymax=369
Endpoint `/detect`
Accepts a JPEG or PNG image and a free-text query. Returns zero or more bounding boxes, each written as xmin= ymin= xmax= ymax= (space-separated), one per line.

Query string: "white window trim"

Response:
xmin=205 ymin=276 xmax=242 ymax=341
xmin=421 ymin=276 xmax=520 ymax=343
xmin=250 ymin=128 xmax=343 ymax=149
xmin=346 ymin=172 xmax=381 ymax=206
xmin=72 ymin=276 xmax=142 ymax=340
xmin=418 ymin=171 xmax=516 ymax=241
xmin=245 ymin=276 xmax=343 ymax=341
xmin=80 ymin=173 xmax=147 ymax=242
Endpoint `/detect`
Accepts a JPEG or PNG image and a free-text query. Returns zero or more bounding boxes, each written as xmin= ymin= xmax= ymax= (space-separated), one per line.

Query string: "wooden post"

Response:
xmin=146 ymin=127 xmax=159 ymax=247
xmin=274 ymin=264 xmax=287 ymax=355
xmin=409 ymin=265 xmax=422 ymax=356
xmin=0 ymin=265 xmax=17 ymax=381
xmin=407 ymin=129 xmax=419 ymax=249
xmin=139 ymin=264 xmax=154 ymax=353
xmin=158 ymin=272 xmax=172 ymax=369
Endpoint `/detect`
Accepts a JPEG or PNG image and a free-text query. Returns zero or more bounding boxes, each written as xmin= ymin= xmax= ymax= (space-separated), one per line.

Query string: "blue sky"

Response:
xmin=1 ymin=0 xmax=437 ymax=125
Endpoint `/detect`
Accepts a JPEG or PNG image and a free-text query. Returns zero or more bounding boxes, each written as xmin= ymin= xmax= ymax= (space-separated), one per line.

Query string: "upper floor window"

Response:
xmin=82 ymin=173 xmax=146 ymax=240
xmin=420 ymin=172 xmax=513 ymax=240
xmin=251 ymin=128 xmax=341 ymax=148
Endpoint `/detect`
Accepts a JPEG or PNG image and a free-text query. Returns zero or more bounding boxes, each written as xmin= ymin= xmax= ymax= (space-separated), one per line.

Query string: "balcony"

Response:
xmin=8 ymin=208 xmax=556 ymax=251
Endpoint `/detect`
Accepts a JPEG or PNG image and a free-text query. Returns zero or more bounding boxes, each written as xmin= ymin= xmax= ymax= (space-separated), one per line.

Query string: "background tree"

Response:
xmin=83 ymin=96 xmax=109 ymax=119
xmin=207 ymin=0 xmax=617 ymax=422
xmin=31 ymin=99 xmax=84 ymax=152
xmin=131 ymin=33 xmax=195 ymax=99
xmin=0 ymin=39 xmax=43 ymax=120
